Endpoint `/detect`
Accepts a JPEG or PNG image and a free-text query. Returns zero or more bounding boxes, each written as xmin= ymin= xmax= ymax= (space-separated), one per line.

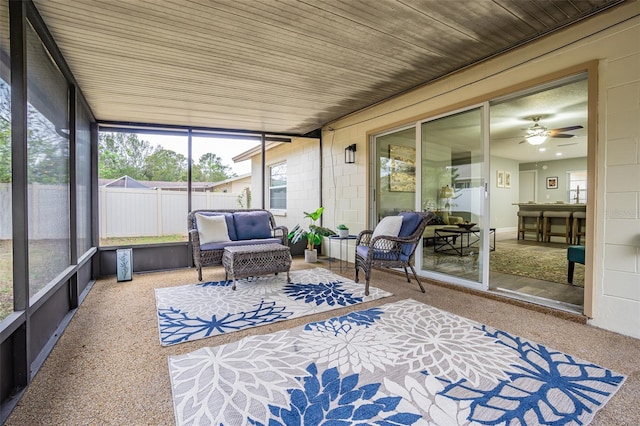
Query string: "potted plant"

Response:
xmin=337 ymin=224 xmax=349 ymax=238
xmin=288 ymin=207 xmax=335 ymax=262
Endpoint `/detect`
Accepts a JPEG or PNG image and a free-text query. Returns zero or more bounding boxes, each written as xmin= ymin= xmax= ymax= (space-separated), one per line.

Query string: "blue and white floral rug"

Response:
xmin=168 ymin=299 xmax=625 ymax=425
xmin=154 ymin=268 xmax=391 ymax=346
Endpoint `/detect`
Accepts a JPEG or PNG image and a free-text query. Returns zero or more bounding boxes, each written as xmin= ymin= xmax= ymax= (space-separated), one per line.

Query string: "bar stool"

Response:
xmin=543 ymin=211 xmax=572 ymax=244
xmin=572 ymin=211 xmax=586 ymax=245
xmin=517 ymin=210 xmax=542 ymax=241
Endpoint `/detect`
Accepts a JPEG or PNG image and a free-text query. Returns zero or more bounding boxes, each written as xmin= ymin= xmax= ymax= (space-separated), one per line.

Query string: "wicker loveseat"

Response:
xmin=188 ymin=209 xmax=288 ymax=280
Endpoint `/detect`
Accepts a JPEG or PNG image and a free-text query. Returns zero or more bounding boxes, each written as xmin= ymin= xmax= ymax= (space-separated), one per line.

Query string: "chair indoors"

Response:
xmin=355 ymin=211 xmax=434 ymax=295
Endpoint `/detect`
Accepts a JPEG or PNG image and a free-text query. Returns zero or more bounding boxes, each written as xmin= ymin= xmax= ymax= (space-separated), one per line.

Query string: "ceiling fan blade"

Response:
xmin=557 ymin=142 xmax=578 ymax=147
xmin=550 ymin=133 xmax=575 ymax=138
xmin=518 ymin=140 xmax=526 ymax=144
xmin=550 ymin=125 xmax=583 ymax=133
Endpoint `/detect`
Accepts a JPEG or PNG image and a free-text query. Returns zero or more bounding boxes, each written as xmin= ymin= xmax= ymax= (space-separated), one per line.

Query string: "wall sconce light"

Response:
xmin=345 ymin=144 xmax=356 ymax=164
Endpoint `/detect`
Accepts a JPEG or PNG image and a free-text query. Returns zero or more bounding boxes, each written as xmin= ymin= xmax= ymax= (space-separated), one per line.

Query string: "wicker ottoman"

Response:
xmin=222 ymin=243 xmax=292 ymax=290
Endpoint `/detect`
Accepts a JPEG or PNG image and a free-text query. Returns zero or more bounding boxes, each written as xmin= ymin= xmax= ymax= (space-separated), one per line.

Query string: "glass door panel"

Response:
xmin=373 ymin=127 xmax=416 ymax=223
xmin=420 ymin=108 xmax=486 ymax=284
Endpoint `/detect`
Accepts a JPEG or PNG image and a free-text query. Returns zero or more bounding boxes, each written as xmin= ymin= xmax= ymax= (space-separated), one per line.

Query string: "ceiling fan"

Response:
xmin=519 ymin=116 xmax=583 ymax=145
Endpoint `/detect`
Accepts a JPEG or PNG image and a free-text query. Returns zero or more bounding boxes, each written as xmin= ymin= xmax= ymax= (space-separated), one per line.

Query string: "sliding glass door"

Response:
xmin=420 ymin=107 xmax=487 ymax=286
xmin=371 ymin=107 xmax=489 ymax=289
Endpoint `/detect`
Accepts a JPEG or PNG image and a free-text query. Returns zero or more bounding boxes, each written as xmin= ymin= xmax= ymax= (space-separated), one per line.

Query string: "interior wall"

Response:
xmin=321 ymin=2 xmax=640 ymax=338
xmin=520 ymin=157 xmax=588 ymax=203
xmin=490 ymin=156 xmax=520 ymax=230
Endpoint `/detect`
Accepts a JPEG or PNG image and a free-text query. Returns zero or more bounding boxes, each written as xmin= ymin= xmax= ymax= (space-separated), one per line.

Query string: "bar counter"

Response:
xmin=514 ymin=202 xmax=586 ymax=212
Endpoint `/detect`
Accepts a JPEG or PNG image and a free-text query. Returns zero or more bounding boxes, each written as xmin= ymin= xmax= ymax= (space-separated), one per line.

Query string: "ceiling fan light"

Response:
xmin=526 ymin=133 xmax=548 ymax=145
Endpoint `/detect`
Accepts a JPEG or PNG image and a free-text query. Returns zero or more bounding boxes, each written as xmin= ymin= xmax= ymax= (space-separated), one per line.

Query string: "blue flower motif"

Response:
xmin=284 ymin=281 xmax=363 ymax=307
xmin=197 ymin=279 xmax=232 ymax=287
xmin=304 ymin=307 xmax=385 ymax=335
xmin=249 ymin=363 xmax=421 ymax=426
xmin=440 ymin=326 xmax=626 ymax=425
xmin=158 ymin=300 xmax=292 ymax=345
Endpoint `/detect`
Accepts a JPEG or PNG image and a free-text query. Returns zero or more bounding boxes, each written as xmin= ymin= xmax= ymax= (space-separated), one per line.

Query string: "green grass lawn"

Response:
xmin=0 ymin=240 xmax=13 ymax=320
xmin=99 ymin=234 xmax=186 ymax=246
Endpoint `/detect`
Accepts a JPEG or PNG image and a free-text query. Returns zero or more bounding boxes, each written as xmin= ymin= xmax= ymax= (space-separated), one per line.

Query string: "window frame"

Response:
xmin=268 ymin=161 xmax=287 ymax=212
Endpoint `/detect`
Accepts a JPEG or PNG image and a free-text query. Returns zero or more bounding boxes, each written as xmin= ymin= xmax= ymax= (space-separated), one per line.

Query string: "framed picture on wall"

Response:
xmin=496 ymin=170 xmax=504 ymax=188
xmin=546 ymin=176 xmax=558 ymax=189
xmin=504 ymin=171 xmax=511 ymax=188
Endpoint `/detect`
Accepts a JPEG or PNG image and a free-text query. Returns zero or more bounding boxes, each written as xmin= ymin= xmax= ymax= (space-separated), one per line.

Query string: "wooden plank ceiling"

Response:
xmin=33 ymin=0 xmax=623 ymax=135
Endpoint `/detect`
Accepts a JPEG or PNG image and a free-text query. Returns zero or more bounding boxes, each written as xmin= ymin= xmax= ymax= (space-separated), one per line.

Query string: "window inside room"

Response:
xmin=568 ymin=170 xmax=587 ymax=204
xmin=269 ymin=162 xmax=287 ymax=210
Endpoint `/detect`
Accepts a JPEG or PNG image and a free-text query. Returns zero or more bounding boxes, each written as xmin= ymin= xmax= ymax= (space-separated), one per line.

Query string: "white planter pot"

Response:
xmin=338 ymin=229 xmax=349 ymax=238
xmin=304 ymin=249 xmax=318 ymax=263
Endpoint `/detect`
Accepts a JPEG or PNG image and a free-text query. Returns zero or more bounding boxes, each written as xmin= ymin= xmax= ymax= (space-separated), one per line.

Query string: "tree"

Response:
xmin=98 ymin=132 xmax=153 ymax=179
xmin=0 ymin=83 xmax=11 ymax=183
xmin=0 ymin=116 xmax=10 ymax=184
xmin=143 ymin=148 xmax=187 ymax=181
xmin=194 ymin=152 xmax=236 ymax=182
xmin=1 ymin=82 xmax=70 ymax=185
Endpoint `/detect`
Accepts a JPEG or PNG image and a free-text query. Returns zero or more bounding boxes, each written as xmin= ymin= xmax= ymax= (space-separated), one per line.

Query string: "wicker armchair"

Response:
xmin=354 ymin=211 xmax=434 ymax=295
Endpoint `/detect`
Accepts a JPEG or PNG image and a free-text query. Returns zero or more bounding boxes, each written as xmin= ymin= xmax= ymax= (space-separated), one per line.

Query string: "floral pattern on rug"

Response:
xmin=154 ymin=268 xmax=391 ymax=346
xmin=168 ymin=299 xmax=625 ymax=425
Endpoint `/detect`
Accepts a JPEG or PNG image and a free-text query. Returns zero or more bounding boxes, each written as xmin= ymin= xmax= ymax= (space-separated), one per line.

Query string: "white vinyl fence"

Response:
xmin=0 ymin=184 xmax=244 ymax=240
xmin=99 ymin=187 xmax=242 ymax=238
xmin=0 ymin=183 xmax=71 ymax=240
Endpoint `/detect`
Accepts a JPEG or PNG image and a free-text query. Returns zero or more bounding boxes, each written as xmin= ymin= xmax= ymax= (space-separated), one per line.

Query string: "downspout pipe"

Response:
xmin=318 ymin=131 xmax=323 ymax=227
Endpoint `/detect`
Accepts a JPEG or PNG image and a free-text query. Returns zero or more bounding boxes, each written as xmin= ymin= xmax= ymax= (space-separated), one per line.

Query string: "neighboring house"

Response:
xmin=100 ymin=175 xmax=152 ymax=189
xmin=99 ymin=176 xmax=216 ymax=192
xmin=208 ymin=173 xmax=251 ymax=193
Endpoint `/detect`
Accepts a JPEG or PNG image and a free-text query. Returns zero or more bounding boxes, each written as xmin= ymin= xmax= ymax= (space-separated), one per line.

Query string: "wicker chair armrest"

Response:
xmin=356 ymin=230 xmax=373 ymax=246
xmin=188 ymin=228 xmax=201 ymax=254
xmin=273 ymin=225 xmax=289 ymax=246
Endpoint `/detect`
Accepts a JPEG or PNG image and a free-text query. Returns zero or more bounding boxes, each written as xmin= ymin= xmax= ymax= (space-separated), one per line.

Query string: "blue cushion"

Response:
xmin=194 ymin=212 xmax=237 ymax=241
xmin=398 ymin=212 xmax=421 ymax=237
xmin=398 ymin=212 xmax=422 ymax=257
xmin=201 ymin=238 xmax=282 ymax=251
xmin=234 ymin=211 xmax=272 ymax=240
xmin=567 ymin=245 xmax=585 ymax=264
xmin=356 ymin=245 xmax=409 ymax=262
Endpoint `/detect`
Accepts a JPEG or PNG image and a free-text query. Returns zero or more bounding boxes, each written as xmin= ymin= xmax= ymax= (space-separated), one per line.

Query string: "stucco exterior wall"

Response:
xmin=320 ymin=3 xmax=640 ymax=338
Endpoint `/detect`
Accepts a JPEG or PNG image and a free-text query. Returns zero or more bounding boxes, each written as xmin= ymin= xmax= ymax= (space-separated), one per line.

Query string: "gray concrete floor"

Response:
xmin=5 ymin=260 xmax=638 ymax=425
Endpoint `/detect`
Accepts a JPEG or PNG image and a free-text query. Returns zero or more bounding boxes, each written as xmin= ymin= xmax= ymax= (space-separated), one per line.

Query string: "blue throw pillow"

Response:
xmin=234 ymin=211 xmax=272 ymax=240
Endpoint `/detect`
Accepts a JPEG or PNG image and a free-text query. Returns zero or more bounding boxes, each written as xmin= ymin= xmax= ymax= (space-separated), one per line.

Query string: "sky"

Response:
xmin=138 ymin=133 xmax=258 ymax=176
